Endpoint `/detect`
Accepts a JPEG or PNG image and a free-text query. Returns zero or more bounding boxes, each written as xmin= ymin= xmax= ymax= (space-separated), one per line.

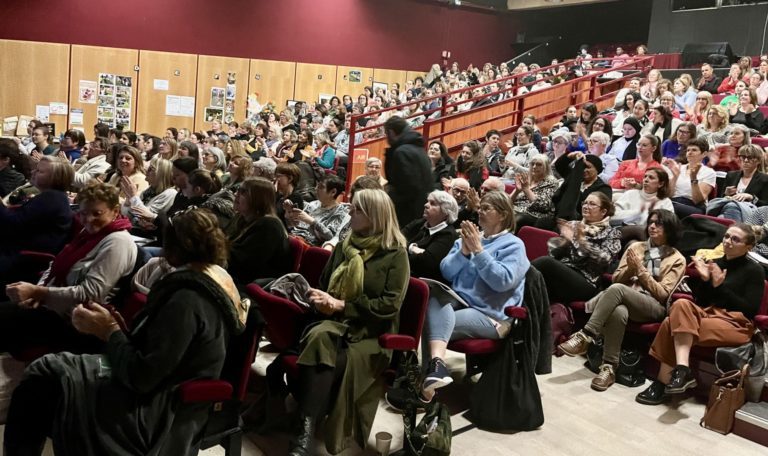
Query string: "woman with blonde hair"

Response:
xmin=222 ymin=155 xmax=253 ymax=191
xmin=685 ymin=91 xmax=712 ymax=125
xmin=672 ymin=78 xmax=696 ymax=115
xmin=283 ymin=188 xmax=409 ymax=455
xmin=121 ymin=157 xmax=177 ymax=226
xmin=157 ymin=137 xmax=179 ymax=161
xmin=224 ymin=139 xmax=248 ymax=162
xmin=313 ymin=130 xmax=336 ymax=169
xmin=108 ymin=145 xmax=148 ymax=204
xmin=697 ymin=104 xmax=730 ymax=146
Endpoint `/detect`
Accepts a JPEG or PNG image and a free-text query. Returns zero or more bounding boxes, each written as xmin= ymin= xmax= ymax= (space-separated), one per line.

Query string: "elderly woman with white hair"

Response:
xmin=252 ymin=156 xmax=277 ymax=181
xmin=401 ymin=190 xmax=460 ymax=282
xmin=548 ymin=129 xmax=571 ymax=178
xmin=588 ymin=131 xmax=619 ymax=183
xmin=510 ymin=154 xmax=560 ymax=229
xmin=202 ymin=146 xmax=227 ymax=177
xmin=357 ymin=157 xmax=387 ymax=187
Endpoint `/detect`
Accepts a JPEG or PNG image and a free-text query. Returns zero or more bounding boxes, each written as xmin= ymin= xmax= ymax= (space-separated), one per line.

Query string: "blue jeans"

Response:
xmin=421 ymin=296 xmax=502 ymax=367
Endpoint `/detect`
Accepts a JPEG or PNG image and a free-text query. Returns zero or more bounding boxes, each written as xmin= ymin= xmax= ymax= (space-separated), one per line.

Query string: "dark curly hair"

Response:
xmin=76 ymin=181 xmax=120 ymax=209
xmin=164 ymin=208 xmax=229 ymax=267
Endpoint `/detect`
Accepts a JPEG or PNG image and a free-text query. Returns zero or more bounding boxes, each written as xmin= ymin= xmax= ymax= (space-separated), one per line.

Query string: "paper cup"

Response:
xmin=375 ymin=431 xmax=393 ymax=456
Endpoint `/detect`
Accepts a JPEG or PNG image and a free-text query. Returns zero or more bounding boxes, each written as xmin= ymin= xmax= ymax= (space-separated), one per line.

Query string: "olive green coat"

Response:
xmin=297 ymin=245 xmax=409 ymax=454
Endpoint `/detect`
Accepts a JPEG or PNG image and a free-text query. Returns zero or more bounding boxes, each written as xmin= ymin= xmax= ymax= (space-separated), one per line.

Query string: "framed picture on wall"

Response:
xmin=204 ymin=107 xmax=224 ymax=123
xmin=372 ymin=81 xmax=388 ymax=96
xmin=318 ymin=93 xmax=333 ymax=105
xmin=286 ymin=100 xmax=302 ymax=110
xmin=349 ymin=70 xmax=362 ymax=83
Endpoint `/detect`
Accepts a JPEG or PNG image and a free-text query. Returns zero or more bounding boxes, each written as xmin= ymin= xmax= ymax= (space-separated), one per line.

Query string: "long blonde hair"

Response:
xmin=352 ymin=189 xmax=406 ymax=250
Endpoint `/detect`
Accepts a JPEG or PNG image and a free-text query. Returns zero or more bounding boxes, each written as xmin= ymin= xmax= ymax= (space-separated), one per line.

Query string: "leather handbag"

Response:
xmin=700 ymin=364 xmax=749 ymax=435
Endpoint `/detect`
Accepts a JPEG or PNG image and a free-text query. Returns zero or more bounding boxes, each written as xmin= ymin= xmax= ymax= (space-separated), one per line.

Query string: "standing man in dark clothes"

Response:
xmin=384 ymin=116 xmax=433 ymax=227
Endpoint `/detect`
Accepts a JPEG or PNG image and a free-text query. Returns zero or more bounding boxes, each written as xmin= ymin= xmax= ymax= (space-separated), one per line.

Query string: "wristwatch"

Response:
xmin=690 ymin=179 xmax=699 ymax=184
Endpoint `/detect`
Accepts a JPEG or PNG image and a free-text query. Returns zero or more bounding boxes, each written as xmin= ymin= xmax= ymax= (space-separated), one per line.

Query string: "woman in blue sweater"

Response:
xmin=421 ymin=191 xmax=530 ymax=397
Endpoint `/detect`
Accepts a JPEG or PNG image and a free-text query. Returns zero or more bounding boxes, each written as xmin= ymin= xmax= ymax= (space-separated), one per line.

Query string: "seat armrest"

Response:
xmin=178 ymin=380 xmax=233 ymax=404
xmin=505 ymin=306 xmax=528 ymax=319
xmin=671 ymin=293 xmax=694 ymax=303
xmin=755 ymin=315 xmax=768 ymax=331
xmin=379 ymin=334 xmax=417 ymax=351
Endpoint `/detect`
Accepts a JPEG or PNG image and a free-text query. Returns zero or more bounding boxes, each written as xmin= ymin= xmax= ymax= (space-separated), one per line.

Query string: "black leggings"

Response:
xmin=4 ymin=374 xmax=60 ymax=454
xmin=296 ymin=349 xmax=348 ymax=419
xmin=531 ymin=256 xmax=599 ymax=304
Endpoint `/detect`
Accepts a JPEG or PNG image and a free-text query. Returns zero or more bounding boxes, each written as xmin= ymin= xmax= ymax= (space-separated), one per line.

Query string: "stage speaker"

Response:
xmin=682 ymin=42 xmax=735 ymax=68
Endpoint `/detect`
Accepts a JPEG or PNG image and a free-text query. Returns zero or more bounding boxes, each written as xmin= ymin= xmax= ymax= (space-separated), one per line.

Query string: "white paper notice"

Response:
xmin=36 ymin=105 xmax=50 ymax=122
xmin=179 ymin=96 xmax=195 ymax=117
xmin=49 ymin=102 xmax=68 ymax=115
xmin=165 ymin=95 xmax=181 ymax=116
xmin=70 ymin=109 xmax=84 ymax=125
xmin=154 ymin=79 xmax=169 ymax=91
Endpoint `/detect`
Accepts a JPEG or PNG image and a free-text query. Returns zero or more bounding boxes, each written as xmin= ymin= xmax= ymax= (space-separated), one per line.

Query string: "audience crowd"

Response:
xmin=2 ymin=45 xmax=768 ymax=455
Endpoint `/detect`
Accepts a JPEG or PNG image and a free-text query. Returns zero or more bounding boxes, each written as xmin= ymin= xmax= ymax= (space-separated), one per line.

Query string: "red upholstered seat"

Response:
xmin=245 ymin=284 xmax=305 ymax=352
xmin=288 ymin=236 xmax=305 ymax=273
xmin=569 ymin=301 xmax=586 ymax=312
xmin=755 ymin=315 xmax=768 ymax=331
xmin=627 ymin=321 xmax=662 ymax=334
xmin=504 ymin=183 xmax=515 ymax=194
xmin=447 ymin=306 xmax=528 ymax=355
xmin=298 ymin=247 xmax=332 ymax=288
xmin=690 ymin=213 xmax=734 ymax=227
xmin=751 ymin=136 xmax=768 ymax=149
xmin=178 ymin=380 xmax=233 ymax=403
xmin=448 ymin=338 xmax=504 ymax=355
xmin=518 ymin=226 xmax=558 ymax=262
xmin=119 ymin=291 xmax=147 ymax=329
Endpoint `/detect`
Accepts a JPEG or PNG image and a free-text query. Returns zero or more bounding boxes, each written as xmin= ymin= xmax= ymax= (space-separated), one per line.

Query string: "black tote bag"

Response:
xmin=466 ymin=334 xmax=544 ymax=431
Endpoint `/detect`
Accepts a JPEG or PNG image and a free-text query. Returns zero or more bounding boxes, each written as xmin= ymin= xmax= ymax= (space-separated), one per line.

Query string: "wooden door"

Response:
xmin=135 ymin=50 xmax=198 ymax=136
xmin=248 ymin=59 xmax=296 ymax=111
xmin=0 ymin=39 xmax=70 ymax=135
xmin=195 ymin=55 xmax=250 ymax=132
xmin=69 ymin=45 xmax=139 ymax=139
xmin=335 ymin=66 xmax=373 ymax=100
xmin=294 ymin=63 xmax=337 ymax=107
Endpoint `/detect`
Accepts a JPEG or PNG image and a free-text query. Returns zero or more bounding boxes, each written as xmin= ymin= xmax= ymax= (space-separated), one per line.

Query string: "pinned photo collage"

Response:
xmin=97 ymin=73 xmax=132 ymax=128
xmin=206 ymin=71 xmax=237 ymax=124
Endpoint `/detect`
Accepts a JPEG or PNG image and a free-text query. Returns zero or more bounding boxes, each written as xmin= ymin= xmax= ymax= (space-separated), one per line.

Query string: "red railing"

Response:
xmin=345 ymin=55 xmax=656 ymax=187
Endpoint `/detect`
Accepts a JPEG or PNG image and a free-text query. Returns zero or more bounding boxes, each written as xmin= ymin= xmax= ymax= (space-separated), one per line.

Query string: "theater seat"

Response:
xmin=690 ymin=213 xmax=734 ymax=227
xmin=179 ymin=305 xmax=264 ymax=456
xmin=517 ymin=226 xmax=558 ymax=262
xmin=287 ymin=236 xmax=305 ymax=273
xmin=298 ymin=246 xmax=332 ymax=288
xmin=446 ymin=306 xmax=528 ymax=376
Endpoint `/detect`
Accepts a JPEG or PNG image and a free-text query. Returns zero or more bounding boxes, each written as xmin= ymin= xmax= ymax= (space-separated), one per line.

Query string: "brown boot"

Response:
xmin=558 ymin=330 xmax=593 ymax=357
xmin=591 ymin=364 xmax=616 ymax=392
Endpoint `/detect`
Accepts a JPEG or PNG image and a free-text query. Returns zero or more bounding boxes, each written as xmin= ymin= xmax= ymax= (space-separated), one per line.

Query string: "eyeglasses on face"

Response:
xmin=738 ymin=155 xmax=759 ymax=161
xmin=723 ymin=233 xmax=744 ymax=244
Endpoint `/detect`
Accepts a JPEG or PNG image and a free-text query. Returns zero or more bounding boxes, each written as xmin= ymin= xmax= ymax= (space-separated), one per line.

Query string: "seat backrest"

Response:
xmin=690 ymin=213 xmax=734 ymax=228
xmin=299 ymin=246 xmax=332 ymax=288
xmin=518 ymin=226 xmax=558 ymax=261
xmin=399 ymin=278 xmax=429 ymax=348
xmin=758 ymin=281 xmax=768 ymax=317
xmin=219 ymin=305 xmax=264 ymax=401
xmin=504 ymin=183 xmax=515 ymax=194
xmin=287 ymin=236 xmax=305 ymax=273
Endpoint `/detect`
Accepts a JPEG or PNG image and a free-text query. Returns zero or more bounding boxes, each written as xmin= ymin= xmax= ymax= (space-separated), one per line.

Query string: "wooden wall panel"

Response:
xmin=372 ymin=69 xmax=407 ymax=92
xmin=69 ymin=45 xmax=139 ymax=139
xmin=195 ymin=55 xmax=250 ymax=132
xmin=135 ymin=50 xmax=197 ymax=136
xmin=294 ymin=63 xmax=337 ymax=105
xmin=248 ymin=59 xmax=296 ymax=111
xmin=0 ymin=40 xmax=70 ymax=134
xmin=335 ymin=66 xmax=373 ymax=99
xmin=406 ymin=70 xmax=425 ymax=84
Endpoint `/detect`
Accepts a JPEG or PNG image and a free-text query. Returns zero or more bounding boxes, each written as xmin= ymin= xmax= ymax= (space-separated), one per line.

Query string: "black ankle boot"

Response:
xmin=635 ymin=380 xmax=667 ymax=405
xmin=4 ymin=441 xmax=46 ymax=456
xmin=288 ymin=414 xmax=316 ymax=456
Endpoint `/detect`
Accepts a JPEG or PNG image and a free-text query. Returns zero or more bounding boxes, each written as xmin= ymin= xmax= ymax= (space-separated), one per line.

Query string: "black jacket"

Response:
xmin=553 ymin=155 xmax=612 ymax=220
xmin=227 ymin=215 xmax=292 ymax=286
xmin=401 ymin=218 xmax=458 ymax=283
xmin=385 ymin=128 xmax=433 ymax=227
xmin=0 ymin=167 xmax=26 ymax=198
xmin=693 ymin=255 xmax=765 ymax=319
xmin=720 ymin=171 xmax=768 ymax=206
xmin=698 ymin=76 xmax=722 ymax=94
xmin=432 ymin=158 xmax=455 ymax=190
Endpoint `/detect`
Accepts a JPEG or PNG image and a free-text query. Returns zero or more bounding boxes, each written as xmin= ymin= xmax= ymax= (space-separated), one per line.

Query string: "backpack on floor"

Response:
xmin=550 ymin=303 xmax=574 ymax=356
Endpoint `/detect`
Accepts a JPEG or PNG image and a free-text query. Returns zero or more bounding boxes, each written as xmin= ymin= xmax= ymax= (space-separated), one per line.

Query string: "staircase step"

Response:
xmin=733 ymin=401 xmax=768 ymax=447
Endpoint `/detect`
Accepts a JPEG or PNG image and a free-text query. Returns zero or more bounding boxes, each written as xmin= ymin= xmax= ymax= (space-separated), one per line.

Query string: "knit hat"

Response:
xmin=584 ymin=154 xmax=604 ymax=174
xmin=623 ymin=116 xmax=642 ymax=136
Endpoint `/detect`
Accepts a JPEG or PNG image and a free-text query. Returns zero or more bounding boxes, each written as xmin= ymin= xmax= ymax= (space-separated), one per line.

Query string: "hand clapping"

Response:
xmin=459 ymin=221 xmax=483 ymax=256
